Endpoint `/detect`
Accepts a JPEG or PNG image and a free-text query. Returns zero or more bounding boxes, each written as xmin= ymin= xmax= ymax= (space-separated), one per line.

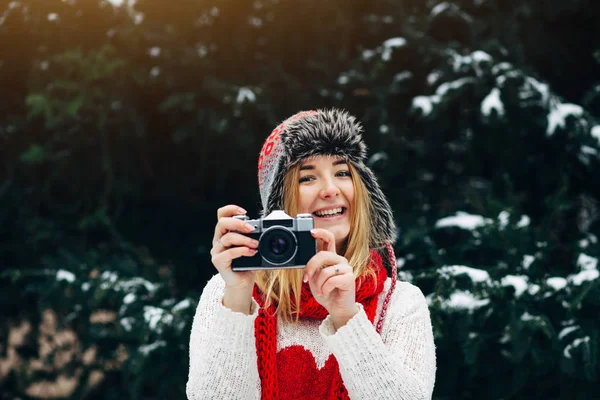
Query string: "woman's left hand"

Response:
xmin=303 ymin=228 xmax=359 ymax=330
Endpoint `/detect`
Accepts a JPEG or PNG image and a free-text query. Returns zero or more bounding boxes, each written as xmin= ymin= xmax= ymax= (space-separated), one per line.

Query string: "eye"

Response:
xmin=335 ymin=170 xmax=351 ymax=177
xmin=299 ymin=175 xmax=314 ymax=183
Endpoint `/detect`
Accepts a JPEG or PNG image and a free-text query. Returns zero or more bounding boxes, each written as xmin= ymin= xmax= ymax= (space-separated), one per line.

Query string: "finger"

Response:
xmin=303 ymin=252 xmax=347 ymax=282
xmin=219 ymin=232 xmax=259 ymax=250
xmin=214 ymin=216 xmax=256 ymax=240
xmin=311 ymin=228 xmax=336 ymax=253
xmin=316 ymin=264 xmax=352 ymax=296
xmin=210 ymin=232 xmax=259 ymax=257
xmin=211 ymin=246 xmax=257 ymax=271
xmin=322 ymin=268 xmax=353 ymax=297
xmin=217 ymin=205 xmax=247 ymax=220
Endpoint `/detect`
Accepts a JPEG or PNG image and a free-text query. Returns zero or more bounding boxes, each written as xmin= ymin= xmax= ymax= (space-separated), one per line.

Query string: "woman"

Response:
xmin=187 ymin=109 xmax=436 ymax=399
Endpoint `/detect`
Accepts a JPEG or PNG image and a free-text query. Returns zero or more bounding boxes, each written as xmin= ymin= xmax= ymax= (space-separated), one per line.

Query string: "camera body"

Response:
xmin=231 ymin=210 xmax=317 ymax=271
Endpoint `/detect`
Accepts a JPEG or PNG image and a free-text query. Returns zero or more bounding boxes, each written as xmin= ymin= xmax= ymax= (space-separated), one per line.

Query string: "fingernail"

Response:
xmin=245 ymin=224 xmax=255 ymax=231
xmin=303 ymin=275 xmax=308 ymax=283
xmin=311 ymin=229 xmax=316 ymax=234
xmin=252 ymin=240 xmax=259 ymax=246
xmin=238 ymin=207 xmax=247 ymax=214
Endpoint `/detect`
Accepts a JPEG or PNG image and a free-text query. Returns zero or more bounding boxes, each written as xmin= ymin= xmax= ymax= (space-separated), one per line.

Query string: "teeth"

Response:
xmin=314 ymin=207 xmax=343 ymax=217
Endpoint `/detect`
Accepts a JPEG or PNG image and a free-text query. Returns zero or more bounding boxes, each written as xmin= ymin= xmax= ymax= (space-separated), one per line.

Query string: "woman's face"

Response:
xmin=297 ymin=155 xmax=354 ymax=251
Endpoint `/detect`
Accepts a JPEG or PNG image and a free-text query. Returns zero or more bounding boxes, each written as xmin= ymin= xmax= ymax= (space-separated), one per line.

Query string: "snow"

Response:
xmin=120 ymin=317 xmax=134 ymax=332
xmin=123 ymin=293 xmax=136 ymax=305
xmin=56 ymin=270 xmax=75 ymax=283
xmin=381 ymin=37 xmax=406 ymax=61
xmin=172 ymin=299 xmax=192 ymax=312
xmin=546 ymin=103 xmax=584 ymax=136
xmin=411 ymin=95 xmax=440 ymax=116
xmin=148 ymin=47 xmax=161 ymax=57
xmin=435 ymin=211 xmax=493 ymax=230
xmin=337 ymin=74 xmax=349 ymax=85
xmin=546 ymin=277 xmax=567 ymax=291
xmin=491 ymin=62 xmax=513 ymax=76
xmin=431 ymin=2 xmax=451 ymax=17
xmin=521 ymin=312 xmax=539 ymax=322
xmin=522 ymin=255 xmax=535 ymax=270
xmin=398 ymin=271 xmax=413 ymax=282
xmin=139 ymin=340 xmax=167 ymax=355
xmin=150 ymin=66 xmax=160 ymax=77
xmin=393 ymin=71 xmax=412 ymax=83
xmin=501 ymin=275 xmax=529 ymax=297
xmin=236 ymin=87 xmax=256 ymax=104
xmin=396 ymin=258 xmax=406 ymax=269
xmin=481 ymin=88 xmax=504 ymax=117
xmin=577 ymin=253 xmax=598 ymax=271
xmin=48 ymin=13 xmax=59 ymax=22
xmin=591 ymin=125 xmax=600 ymax=144
xmin=570 ymin=269 xmax=599 ymax=285
xmin=82 ymin=282 xmax=91 ymax=292
xmin=116 ymin=277 xmax=157 ymax=292
xmin=443 ymin=291 xmax=490 ymax=311
xmin=143 ymin=306 xmax=173 ymax=331
xmin=558 ymin=326 xmax=579 ymax=340
xmin=563 ymin=336 xmax=590 ymax=359
xmin=517 ymin=215 xmax=530 ymax=228
xmin=580 ymin=145 xmax=598 ymax=156
xmin=499 ymin=329 xmax=510 ymax=344
xmin=451 ymin=53 xmax=474 ymax=73
xmin=361 ymin=49 xmax=376 ymax=60
xmin=528 ymin=284 xmax=540 ymax=295
xmin=100 ymin=271 xmax=119 ymax=289
xmin=472 ymin=50 xmax=492 ymax=65
xmin=439 ymin=265 xmax=490 ymax=283
xmin=526 ymin=77 xmax=550 ymax=105
xmin=197 ymin=45 xmax=208 ymax=57
xmin=435 ymin=77 xmax=473 ymax=97
xmin=427 ymin=71 xmax=441 ymax=86
xmin=382 ymin=37 xmax=407 ymax=48
xmin=368 ymin=152 xmax=388 ymax=165
xmin=498 ymin=211 xmax=510 ymax=229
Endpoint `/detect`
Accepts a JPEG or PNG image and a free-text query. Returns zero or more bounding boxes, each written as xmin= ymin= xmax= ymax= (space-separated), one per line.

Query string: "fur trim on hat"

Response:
xmin=258 ymin=109 xmax=397 ymax=248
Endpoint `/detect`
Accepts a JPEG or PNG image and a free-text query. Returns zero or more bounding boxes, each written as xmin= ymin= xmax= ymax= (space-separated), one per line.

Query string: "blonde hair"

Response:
xmin=255 ymin=160 xmax=375 ymax=323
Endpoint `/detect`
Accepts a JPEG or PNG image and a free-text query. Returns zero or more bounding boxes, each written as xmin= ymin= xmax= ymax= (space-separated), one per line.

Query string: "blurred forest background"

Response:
xmin=1 ymin=0 xmax=599 ymax=398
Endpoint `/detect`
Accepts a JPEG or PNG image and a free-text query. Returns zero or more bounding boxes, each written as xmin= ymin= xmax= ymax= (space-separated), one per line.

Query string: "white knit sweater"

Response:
xmin=186 ymin=274 xmax=436 ymax=399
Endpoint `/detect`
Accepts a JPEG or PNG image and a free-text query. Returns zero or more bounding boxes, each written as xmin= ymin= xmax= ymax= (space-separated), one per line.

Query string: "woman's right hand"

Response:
xmin=210 ymin=205 xmax=259 ymax=313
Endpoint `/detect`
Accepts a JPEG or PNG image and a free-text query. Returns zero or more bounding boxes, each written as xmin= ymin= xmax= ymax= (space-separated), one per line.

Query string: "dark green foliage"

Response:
xmin=1 ymin=0 xmax=599 ymax=398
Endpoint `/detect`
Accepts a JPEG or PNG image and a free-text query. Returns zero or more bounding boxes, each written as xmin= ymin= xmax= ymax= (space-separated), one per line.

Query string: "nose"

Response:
xmin=319 ymin=177 xmax=340 ymax=198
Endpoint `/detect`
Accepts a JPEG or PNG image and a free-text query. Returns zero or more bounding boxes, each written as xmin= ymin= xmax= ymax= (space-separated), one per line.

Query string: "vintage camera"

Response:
xmin=231 ymin=210 xmax=317 ymax=271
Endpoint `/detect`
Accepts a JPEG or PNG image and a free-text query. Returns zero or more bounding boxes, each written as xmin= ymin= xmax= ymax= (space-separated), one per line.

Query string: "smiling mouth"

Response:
xmin=312 ymin=207 xmax=347 ymax=218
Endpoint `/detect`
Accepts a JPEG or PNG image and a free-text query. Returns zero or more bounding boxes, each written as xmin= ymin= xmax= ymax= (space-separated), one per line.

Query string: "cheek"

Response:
xmin=343 ymin=183 xmax=355 ymax=204
xmin=298 ymin=187 xmax=315 ymax=213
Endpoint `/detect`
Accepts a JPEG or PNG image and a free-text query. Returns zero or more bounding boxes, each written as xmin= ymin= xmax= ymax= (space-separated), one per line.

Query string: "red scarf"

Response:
xmin=252 ymin=250 xmax=390 ymax=400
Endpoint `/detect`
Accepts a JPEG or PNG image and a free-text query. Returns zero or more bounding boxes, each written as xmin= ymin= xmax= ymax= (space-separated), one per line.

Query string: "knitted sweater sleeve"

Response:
xmin=186 ymin=274 xmax=261 ymax=400
xmin=319 ymin=281 xmax=436 ymax=400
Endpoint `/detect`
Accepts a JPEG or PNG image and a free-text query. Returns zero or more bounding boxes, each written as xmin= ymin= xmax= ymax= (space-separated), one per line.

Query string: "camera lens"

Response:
xmin=259 ymin=227 xmax=297 ymax=266
xmin=270 ymin=237 xmax=288 ymax=255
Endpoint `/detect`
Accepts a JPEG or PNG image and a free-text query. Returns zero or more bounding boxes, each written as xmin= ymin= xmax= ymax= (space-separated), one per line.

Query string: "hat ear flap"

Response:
xmin=263 ymin=157 xmax=287 ymax=217
xmin=355 ymin=165 xmax=397 ymax=247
